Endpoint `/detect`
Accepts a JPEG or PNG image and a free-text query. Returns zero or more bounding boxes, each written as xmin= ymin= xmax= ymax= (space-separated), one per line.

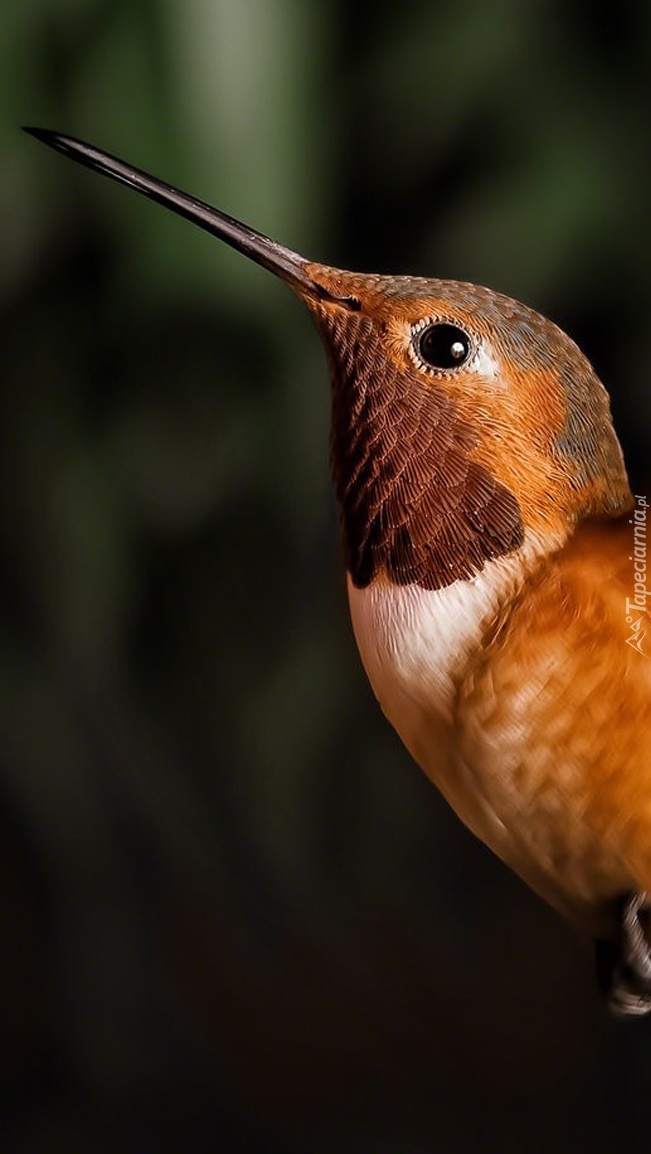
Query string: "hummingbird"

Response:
xmin=25 ymin=127 xmax=651 ymax=1016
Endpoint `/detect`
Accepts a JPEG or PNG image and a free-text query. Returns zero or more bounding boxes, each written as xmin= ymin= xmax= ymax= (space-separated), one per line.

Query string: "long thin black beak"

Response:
xmin=23 ymin=127 xmax=354 ymax=307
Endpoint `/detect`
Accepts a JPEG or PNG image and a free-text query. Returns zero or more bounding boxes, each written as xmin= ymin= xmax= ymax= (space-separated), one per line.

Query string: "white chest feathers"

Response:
xmin=346 ymin=539 xmax=548 ymax=739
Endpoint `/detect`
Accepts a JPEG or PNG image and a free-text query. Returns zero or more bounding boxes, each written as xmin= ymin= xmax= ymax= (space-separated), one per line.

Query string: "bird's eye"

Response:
xmin=415 ymin=322 xmax=471 ymax=370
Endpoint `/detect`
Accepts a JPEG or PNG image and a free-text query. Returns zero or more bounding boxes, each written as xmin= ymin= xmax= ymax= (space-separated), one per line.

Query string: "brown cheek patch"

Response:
xmin=319 ymin=310 xmax=524 ymax=591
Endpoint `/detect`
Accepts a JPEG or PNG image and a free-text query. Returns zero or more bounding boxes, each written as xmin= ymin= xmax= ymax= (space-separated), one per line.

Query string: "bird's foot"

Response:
xmin=607 ymin=892 xmax=651 ymax=1018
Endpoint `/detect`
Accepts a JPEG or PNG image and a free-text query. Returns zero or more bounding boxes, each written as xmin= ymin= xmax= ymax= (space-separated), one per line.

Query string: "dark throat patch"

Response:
xmin=321 ymin=311 xmax=524 ymax=591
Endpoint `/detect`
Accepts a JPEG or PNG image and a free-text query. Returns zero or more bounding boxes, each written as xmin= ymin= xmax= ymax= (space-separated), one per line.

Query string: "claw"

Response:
xmin=605 ymin=892 xmax=651 ymax=1017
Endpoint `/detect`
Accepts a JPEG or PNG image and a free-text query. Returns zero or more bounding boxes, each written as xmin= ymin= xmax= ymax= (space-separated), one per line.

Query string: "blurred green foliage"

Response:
xmin=1 ymin=2 xmax=651 ymax=1152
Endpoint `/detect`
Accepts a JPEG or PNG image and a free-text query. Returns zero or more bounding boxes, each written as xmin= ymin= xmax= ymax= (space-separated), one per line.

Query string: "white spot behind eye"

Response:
xmin=472 ymin=342 xmax=500 ymax=382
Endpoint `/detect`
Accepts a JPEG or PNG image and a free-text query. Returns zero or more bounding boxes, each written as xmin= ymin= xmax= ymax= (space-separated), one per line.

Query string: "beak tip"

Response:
xmin=23 ymin=125 xmax=51 ymax=140
xmin=23 ymin=126 xmax=63 ymax=150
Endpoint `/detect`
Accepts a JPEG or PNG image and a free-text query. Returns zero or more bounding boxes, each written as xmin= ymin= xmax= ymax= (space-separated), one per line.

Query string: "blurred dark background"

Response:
xmin=2 ymin=2 xmax=651 ymax=1151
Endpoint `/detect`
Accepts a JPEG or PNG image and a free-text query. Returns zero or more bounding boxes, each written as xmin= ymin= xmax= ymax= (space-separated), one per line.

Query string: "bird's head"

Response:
xmin=296 ymin=264 xmax=632 ymax=588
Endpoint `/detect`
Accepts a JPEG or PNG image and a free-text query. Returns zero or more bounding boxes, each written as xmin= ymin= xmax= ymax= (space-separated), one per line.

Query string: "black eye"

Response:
xmin=416 ymin=322 xmax=471 ymax=370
